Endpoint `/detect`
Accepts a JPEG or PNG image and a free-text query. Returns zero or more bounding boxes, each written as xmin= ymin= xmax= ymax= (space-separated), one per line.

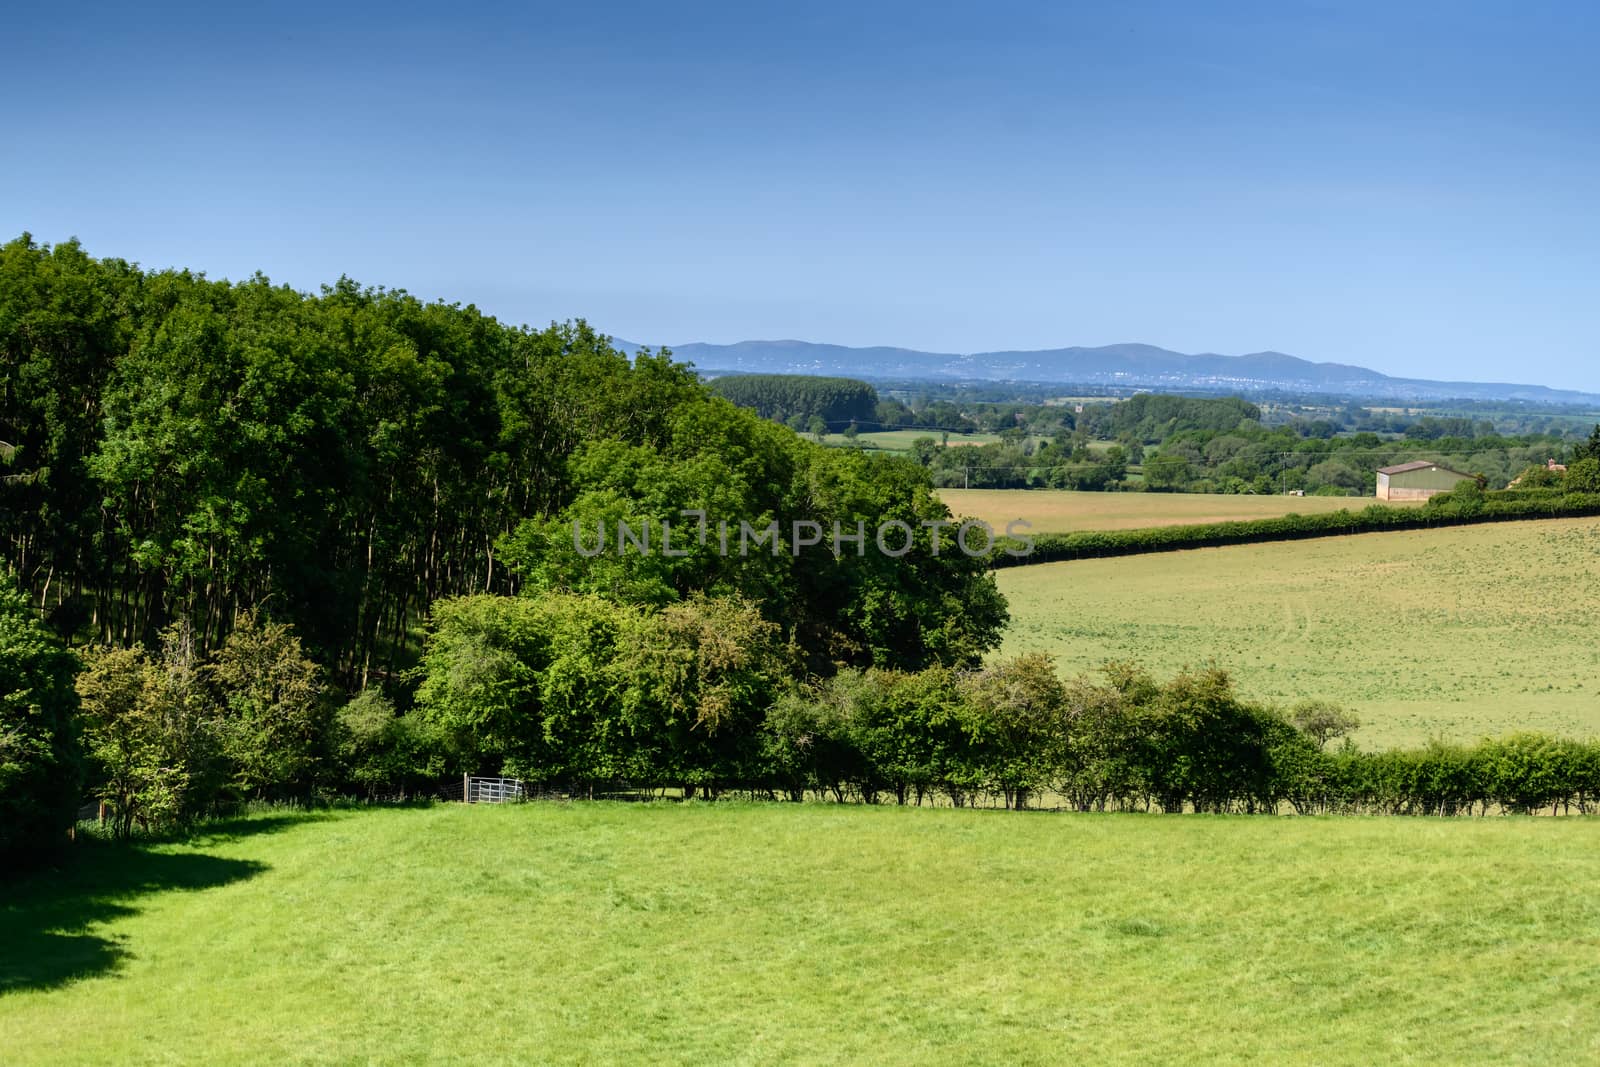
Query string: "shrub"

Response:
xmin=1564 ymin=457 xmax=1600 ymax=494
xmin=76 ymin=646 xmax=188 ymax=839
xmin=211 ymin=612 xmax=328 ymax=798
xmin=1512 ymin=464 xmax=1563 ymax=489
xmin=335 ymin=689 xmax=441 ymax=798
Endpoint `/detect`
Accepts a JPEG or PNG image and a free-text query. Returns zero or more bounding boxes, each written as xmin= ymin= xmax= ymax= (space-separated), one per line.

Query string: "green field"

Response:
xmin=996 ymin=516 xmax=1600 ymax=746
xmin=818 ymin=429 xmax=1005 ymax=451
xmin=942 ymin=488 xmax=1393 ymax=534
xmin=821 ymin=433 xmax=1116 ymax=455
xmin=6 ymin=804 xmax=1600 ymax=1065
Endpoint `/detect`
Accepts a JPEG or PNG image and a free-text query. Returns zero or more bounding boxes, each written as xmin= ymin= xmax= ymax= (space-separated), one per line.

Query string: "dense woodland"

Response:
xmin=707 ymin=374 xmax=879 ymax=432
xmin=0 ymin=237 xmax=1002 ymax=678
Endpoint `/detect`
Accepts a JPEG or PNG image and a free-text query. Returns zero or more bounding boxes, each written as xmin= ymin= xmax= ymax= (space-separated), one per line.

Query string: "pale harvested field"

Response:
xmin=942 ymin=488 xmax=1410 ymax=534
xmin=995 ymin=516 xmax=1600 ymax=747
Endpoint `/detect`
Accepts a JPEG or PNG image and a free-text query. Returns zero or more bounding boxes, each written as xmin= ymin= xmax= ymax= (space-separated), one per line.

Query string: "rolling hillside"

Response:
xmin=996 ymin=516 xmax=1600 ymax=746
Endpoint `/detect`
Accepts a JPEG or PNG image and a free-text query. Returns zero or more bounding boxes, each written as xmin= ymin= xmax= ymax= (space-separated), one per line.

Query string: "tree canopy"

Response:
xmin=1 ymin=235 xmax=1004 ymax=687
xmin=709 ymin=374 xmax=879 ymax=431
xmin=0 ymin=571 xmax=80 ymax=865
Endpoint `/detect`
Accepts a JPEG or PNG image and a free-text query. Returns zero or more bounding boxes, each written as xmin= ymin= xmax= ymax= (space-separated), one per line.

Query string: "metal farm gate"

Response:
xmin=459 ymin=775 xmax=526 ymax=804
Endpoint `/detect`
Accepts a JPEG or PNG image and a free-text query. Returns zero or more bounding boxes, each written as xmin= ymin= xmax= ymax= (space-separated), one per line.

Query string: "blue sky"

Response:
xmin=5 ymin=1 xmax=1596 ymax=387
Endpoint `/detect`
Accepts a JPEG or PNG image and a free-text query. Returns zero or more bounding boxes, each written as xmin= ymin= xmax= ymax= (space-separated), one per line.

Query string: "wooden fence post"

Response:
xmin=463 ymin=772 xmax=470 ymax=804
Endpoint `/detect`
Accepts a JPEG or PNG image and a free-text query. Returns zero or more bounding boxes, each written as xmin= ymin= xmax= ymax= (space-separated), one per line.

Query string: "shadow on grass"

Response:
xmin=0 ymin=813 xmax=316 ymax=995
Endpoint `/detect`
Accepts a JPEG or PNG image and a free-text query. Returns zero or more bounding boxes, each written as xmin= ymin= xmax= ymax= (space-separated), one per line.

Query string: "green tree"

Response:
xmin=1289 ymin=699 xmax=1360 ymax=751
xmin=613 ymin=595 xmax=789 ymax=793
xmin=1099 ymin=445 xmax=1128 ymax=485
xmin=1564 ymin=457 xmax=1600 ymax=494
xmin=1436 ymin=477 xmax=1486 ymax=515
xmin=1571 ymin=424 xmax=1600 ymax=463
xmin=75 ymin=646 xmax=186 ymax=838
xmin=1510 ymin=463 xmax=1562 ymax=489
xmin=0 ymin=572 xmax=81 ymax=866
xmin=1305 ymin=459 xmax=1364 ymax=494
xmin=1142 ymin=453 xmax=1192 ymax=492
xmin=210 ymin=612 xmax=326 ymax=797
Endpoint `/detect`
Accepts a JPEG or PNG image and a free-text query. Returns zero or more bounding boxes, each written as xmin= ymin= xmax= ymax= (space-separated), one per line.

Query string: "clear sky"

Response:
xmin=5 ymin=1 xmax=1596 ymax=387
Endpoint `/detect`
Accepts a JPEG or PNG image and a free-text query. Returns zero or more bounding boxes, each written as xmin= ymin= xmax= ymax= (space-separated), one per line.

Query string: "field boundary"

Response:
xmin=991 ymin=490 xmax=1600 ymax=567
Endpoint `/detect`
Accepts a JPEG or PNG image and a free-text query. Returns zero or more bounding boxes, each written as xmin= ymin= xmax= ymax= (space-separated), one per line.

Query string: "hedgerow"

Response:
xmin=992 ymin=491 xmax=1600 ymax=566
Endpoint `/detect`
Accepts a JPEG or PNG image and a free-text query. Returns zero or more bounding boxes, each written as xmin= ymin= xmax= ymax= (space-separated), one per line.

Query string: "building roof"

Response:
xmin=1376 ymin=460 xmax=1470 ymax=477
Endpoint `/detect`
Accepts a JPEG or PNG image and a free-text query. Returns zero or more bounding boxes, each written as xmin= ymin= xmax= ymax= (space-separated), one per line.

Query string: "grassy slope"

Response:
xmin=941 ymin=488 xmax=1410 ymax=534
xmin=6 ymin=805 xmax=1600 ymax=1065
xmin=996 ymin=516 xmax=1600 ymax=746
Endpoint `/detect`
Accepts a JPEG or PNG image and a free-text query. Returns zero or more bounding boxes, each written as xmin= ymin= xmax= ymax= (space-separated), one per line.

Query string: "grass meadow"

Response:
xmin=941 ymin=488 xmax=1403 ymax=534
xmin=6 ymin=803 xmax=1600 ymax=1065
xmin=996 ymin=516 xmax=1600 ymax=746
xmin=817 ymin=429 xmax=1007 ymax=450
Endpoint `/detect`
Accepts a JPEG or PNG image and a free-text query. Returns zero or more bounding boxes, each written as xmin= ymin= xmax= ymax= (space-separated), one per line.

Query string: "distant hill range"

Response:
xmin=612 ymin=338 xmax=1600 ymax=406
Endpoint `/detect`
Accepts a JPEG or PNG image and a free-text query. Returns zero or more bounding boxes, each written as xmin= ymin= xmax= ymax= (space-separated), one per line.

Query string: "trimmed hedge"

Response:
xmin=991 ymin=491 xmax=1600 ymax=567
xmin=760 ymin=665 xmax=1600 ymax=816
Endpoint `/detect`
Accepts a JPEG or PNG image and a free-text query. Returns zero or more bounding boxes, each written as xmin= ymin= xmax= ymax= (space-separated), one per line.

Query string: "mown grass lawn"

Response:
xmin=5 ymin=804 xmax=1600 ymax=1065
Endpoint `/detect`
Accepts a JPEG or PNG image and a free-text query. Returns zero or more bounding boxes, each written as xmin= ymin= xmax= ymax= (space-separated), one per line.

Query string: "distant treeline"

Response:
xmin=1076 ymin=393 xmax=1262 ymax=439
xmin=815 ymin=377 xmax=1597 ymax=437
xmin=709 ymin=373 xmax=1000 ymax=436
xmin=708 ymin=374 xmax=878 ymax=431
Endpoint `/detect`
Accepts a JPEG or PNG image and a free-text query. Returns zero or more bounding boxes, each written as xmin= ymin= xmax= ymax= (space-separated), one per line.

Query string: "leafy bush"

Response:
xmin=417 ymin=593 xmax=790 ymax=794
xmin=211 ymin=612 xmax=328 ymax=798
xmin=335 ymin=689 xmax=441 ymax=798
xmin=76 ymin=645 xmax=192 ymax=839
xmin=1564 ymin=457 xmax=1600 ymax=494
